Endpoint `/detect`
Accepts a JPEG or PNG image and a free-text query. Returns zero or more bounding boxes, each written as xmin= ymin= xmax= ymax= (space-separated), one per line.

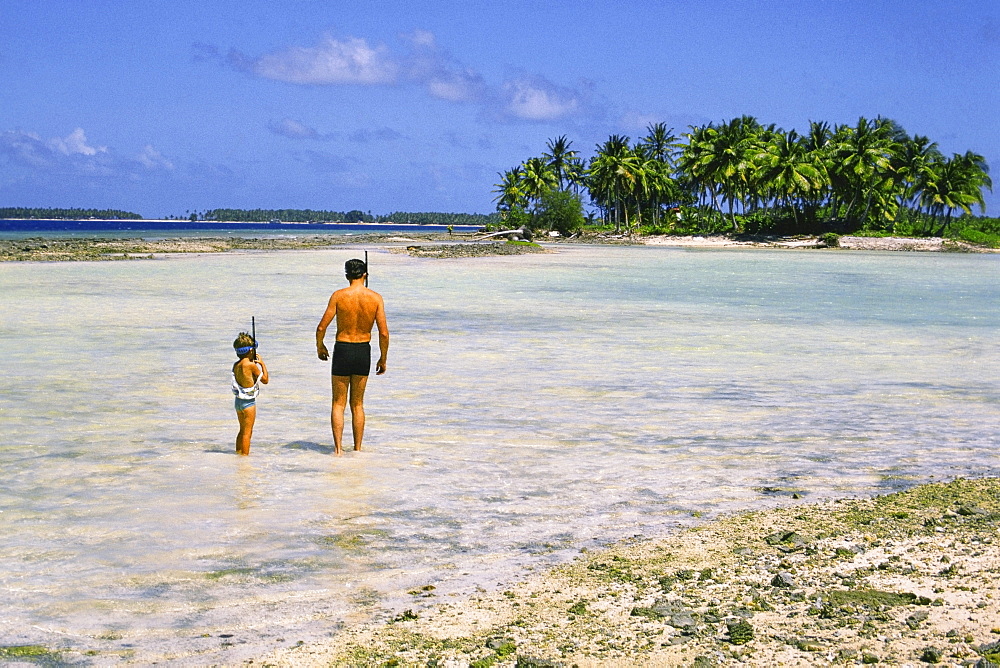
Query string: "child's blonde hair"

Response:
xmin=233 ymin=332 xmax=256 ymax=357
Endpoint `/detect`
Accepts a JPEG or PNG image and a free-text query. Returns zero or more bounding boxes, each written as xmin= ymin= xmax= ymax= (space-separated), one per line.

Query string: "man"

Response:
xmin=316 ymin=258 xmax=389 ymax=455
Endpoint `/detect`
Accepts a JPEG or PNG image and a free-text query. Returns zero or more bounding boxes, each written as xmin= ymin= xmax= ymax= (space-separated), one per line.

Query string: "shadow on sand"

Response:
xmin=284 ymin=440 xmax=336 ymax=455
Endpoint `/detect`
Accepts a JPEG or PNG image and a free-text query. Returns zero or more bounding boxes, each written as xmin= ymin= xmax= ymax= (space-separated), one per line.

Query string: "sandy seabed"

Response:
xmin=3 ymin=234 xmax=997 ymax=666
xmin=260 ymin=478 xmax=1000 ymax=668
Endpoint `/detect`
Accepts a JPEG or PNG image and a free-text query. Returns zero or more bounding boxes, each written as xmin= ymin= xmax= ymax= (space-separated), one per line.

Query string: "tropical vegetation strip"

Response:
xmin=493 ymin=118 xmax=997 ymax=247
xmin=263 ymin=477 xmax=1000 ymax=667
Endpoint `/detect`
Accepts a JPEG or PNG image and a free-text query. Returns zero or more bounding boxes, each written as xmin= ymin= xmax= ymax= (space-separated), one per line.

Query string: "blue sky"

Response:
xmin=2 ymin=0 xmax=998 ymax=218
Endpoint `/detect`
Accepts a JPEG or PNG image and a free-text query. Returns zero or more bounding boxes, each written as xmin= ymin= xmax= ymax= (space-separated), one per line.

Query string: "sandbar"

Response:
xmin=262 ymin=477 xmax=1000 ymax=667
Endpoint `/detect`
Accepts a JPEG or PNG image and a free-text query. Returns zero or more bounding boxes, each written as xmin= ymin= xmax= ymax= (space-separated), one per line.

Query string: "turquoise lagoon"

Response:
xmin=0 ymin=244 xmax=997 ymax=663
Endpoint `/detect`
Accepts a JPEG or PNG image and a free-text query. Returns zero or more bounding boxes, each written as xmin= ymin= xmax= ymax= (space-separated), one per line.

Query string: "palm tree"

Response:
xmin=520 ymin=157 xmax=558 ymax=213
xmin=492 ymin=167 xmax=527 ymax=214
xmin=754 ymin=129 xmax=828 ymax=228
xmin=587 ymin=135 xmax=645 ymax=233
xmin=921 ymin=151 xmax=992 ymax=235
xmin=827 ymin=117 xmax=898 ymax=230
xmin=680 ymin=116 xmax=763 ymax=231
xmin=542 ymin=135 xmax=578 ymax=191
xmin=889 ymin=134 xmax=942 ymax=231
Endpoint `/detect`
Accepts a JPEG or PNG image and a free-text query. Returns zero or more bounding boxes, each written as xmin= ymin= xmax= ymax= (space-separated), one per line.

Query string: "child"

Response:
xmin=232 ymin=332 xmax=269 ymax=455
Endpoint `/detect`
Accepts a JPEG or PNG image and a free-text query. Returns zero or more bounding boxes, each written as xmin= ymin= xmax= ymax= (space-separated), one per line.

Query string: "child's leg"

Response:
xmin=236 ymin=405 xmax=256 ymax=455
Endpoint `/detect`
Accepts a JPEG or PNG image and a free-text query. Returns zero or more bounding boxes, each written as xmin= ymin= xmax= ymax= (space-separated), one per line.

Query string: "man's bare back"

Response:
xmin=316 ymin=259 xmax=389 ymax=455
xmin=316 ymin=281 xmax=388 ymax=369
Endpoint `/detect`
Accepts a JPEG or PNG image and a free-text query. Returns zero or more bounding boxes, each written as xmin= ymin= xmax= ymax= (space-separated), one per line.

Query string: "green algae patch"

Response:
xmin=314 ymin=528 xmax=390 ymax=550
xmin=821 ymin=589 xmax=931 ymax=608
xmin=0 ymin=645 xmax=62 ymax=662
xmin=505 ymin=240 xmax=541 ymax=247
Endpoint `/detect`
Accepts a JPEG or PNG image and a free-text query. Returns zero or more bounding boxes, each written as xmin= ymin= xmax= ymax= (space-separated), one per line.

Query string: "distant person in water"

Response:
xmin=232 ymin=332 xmax=269 ymax=456
xmin=316 ymin=258 xmax=389 ymax=456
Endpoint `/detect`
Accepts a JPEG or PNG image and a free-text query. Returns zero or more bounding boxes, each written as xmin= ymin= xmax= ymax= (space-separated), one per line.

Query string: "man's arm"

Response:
xmin=374 ymin=295 xmax=389 ymax=375
xmin=316 ymin=293 xmax=337 ymax=360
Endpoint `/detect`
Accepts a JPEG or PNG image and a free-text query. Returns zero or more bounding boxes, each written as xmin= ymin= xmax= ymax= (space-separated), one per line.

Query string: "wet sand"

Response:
xmin=262 ymin=477 xmax=1000 ymax=667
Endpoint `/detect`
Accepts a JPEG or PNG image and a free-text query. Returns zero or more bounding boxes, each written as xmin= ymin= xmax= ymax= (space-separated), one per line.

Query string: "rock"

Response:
xmin=906 ymin=610 xmax=930 ymax=629
xmin=862 ymin=653 xmax=880 ymax=664
xmin=515 ymin=655 xmax=562 ymax=667
xmin=957 ymin=505 xmax=988 ymax=516
xmin=919 ymin=647 xmax=943 ymax=663
xmin=764 ymin=531 xmax=809 ymax=552
xmin=771 ymin=571 xmax=797 ymax=588
xmin=979 ymin=640 xmax=1000 ymax=654
xmin=486 ymin=637 xmax=515 ymax=652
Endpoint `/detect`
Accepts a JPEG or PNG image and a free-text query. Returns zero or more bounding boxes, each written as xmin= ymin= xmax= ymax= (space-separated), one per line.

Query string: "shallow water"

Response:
xmin=1 ymin=245 xmax=997 ymax=663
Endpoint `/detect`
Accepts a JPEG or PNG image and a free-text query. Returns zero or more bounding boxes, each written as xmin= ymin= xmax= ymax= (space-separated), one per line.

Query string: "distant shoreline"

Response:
xmin=1 ymin=232 xmax=996 ymax=263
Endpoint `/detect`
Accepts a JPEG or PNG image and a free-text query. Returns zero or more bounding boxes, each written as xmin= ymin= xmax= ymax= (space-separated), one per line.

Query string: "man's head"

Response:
xmin=345 ymin=258 xmax=367 ymax=281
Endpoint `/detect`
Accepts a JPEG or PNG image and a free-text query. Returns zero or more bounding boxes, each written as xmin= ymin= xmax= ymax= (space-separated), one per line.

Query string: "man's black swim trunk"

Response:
xmin=331 ymin=341 xmax=371 ymax=376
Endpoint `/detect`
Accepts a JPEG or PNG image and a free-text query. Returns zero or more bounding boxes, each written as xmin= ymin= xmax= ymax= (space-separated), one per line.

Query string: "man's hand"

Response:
xmin=317 ymin=344 xmax=329 ymax=361
xmin=376 ymin=357 xmax=386 ymax=375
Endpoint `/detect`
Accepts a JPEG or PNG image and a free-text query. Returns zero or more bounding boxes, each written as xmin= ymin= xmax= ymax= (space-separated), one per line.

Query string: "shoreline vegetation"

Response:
xmin=260 ymin=477 xmax=1000 ymax=667
xmin=1 ymin=231 xmax=997 ymax=263
xmin=492 ymin=120 xmax=997 ymax=248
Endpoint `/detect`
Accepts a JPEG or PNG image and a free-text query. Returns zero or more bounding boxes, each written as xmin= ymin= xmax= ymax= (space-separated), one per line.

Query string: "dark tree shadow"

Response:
xmin=285 ymin=440 xmax=335 ymax=454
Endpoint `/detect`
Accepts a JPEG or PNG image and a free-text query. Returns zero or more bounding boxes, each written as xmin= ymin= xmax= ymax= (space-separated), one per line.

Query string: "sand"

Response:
xmin=259 ymin=477 xmax=1000 ymax=667
xmin=1 ymin=233 xmax=995 ymax=263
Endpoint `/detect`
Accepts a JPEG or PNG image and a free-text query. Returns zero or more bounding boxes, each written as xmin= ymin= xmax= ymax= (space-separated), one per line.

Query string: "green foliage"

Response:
xmin=203 ymin=209 xmax=499 ymax=226
xmin=500 ymin=119 xmax=991 ymax=237
xmin=947 ymin=215 xmax=1000 ymax=248
xmin=0 ymin=207 xmax=142 ymax=220
xmin=501 ymin=205 xmax=533 ymax=231
xmin=533 ymin=188 xmax=584 ymax=235
xmin=820 ymin=232 xmax=841 ymax=247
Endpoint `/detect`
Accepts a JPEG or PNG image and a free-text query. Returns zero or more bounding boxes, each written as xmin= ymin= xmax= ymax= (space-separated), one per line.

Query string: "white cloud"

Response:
xmin=48 ymin=128 xmax=106 ymax=156
xmin=1 ymin=127 xmax=110 ymax=167
xmin=500 ymin=77 xmax=581 ymax=121
xmin=251 ymin=36 xmax=398 ymax=85
xmin=269 ymin=118 xmax=323 ymax=140
xmin=401 ymin=29 xmax=487 ymax=103
xmin=225 ymin=30 xmax=593 ymax=125
xmin=349 ymin=127 xmax=404 ymax=143
xmin=137 ymin=145 xmax=173 ymax=170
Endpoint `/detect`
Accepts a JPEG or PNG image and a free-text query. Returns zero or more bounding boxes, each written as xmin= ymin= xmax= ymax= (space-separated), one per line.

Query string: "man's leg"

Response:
xmin=331 ymin=375 xmax=351 ymax=456
xmin=348 ymin=374 xmax=369 ymax=451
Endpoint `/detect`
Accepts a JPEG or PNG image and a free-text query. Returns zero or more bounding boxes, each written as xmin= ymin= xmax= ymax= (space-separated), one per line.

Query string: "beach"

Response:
xmin=1 ymin=232 xmax=996 ymax=263
xmin=1 ymin=242 xmax=997 ymax=666
xmin=260 ymin=477 xmax=1000 ymax=667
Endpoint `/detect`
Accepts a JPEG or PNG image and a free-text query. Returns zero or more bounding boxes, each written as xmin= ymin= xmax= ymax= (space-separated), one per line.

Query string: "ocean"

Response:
xmin=1 ymin=244 xmax=997 ymax=663
xmin=0 ymin=218 xmax=484 ymax=240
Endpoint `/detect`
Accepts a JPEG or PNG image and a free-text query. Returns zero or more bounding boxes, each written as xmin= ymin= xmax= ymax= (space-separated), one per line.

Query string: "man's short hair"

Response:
xmin=345 ymin=258 xmax=367 ymax=280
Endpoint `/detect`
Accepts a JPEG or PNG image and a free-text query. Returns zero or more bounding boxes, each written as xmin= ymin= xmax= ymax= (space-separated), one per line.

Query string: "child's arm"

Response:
xmin=255 ymin=356 xmax=269 ymax=385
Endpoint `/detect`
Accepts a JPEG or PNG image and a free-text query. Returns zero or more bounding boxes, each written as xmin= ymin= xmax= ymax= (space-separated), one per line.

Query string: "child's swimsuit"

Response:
xmin=232 ymin=373 xmax=261 ymax=411
xmin=331 ymin=341 xmax=372 ymax=376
